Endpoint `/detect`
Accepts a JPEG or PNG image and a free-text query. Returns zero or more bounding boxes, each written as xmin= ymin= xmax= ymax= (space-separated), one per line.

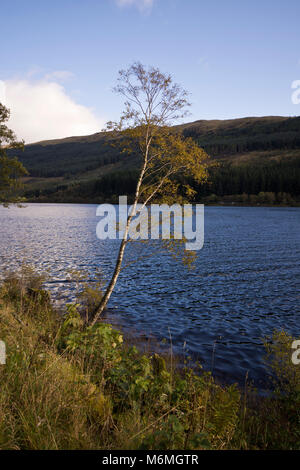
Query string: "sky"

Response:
xmin=1 ymin=0 xmax=300 ymax=143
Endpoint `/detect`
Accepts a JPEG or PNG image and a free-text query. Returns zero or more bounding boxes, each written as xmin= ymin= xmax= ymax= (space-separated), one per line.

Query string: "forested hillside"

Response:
xmin=11 ymin=116 xmax=300 ymax=204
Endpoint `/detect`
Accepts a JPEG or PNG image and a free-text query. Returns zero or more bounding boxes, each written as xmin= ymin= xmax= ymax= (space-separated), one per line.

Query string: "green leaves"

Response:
xmin=0 ymin=102 xmax=27 ymax=205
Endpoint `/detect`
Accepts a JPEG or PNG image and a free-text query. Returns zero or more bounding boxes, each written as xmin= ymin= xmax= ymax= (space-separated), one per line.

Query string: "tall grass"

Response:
xmin=0 ymin=268 xmax=299 ymax=450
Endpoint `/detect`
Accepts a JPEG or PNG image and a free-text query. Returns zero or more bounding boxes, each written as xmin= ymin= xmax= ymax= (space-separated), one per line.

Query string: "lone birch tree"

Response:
xmin=91 ymin=63 xmax=209 ymax=324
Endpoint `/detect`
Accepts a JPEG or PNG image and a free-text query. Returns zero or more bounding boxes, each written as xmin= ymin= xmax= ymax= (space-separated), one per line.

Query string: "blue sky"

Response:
xmin=1 ymin=0 xmax=300 ymax=142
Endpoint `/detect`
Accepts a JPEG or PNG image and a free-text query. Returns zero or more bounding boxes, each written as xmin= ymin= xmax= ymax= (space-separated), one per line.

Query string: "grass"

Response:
xmin=0 ymin=267 xmax=299 ymax=450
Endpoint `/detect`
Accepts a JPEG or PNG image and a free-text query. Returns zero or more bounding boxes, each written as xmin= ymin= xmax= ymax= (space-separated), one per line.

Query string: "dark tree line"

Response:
xmin=198 ymin=159 xmax=300 ymax=197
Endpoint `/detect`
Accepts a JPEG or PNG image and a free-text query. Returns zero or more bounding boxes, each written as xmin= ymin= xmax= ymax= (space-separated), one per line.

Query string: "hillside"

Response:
xmin=11 ymin=115 xmax=300 ymax=204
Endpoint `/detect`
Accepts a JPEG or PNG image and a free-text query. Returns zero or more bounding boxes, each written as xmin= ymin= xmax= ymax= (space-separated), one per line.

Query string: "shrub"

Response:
xmin=0 ymin=272 xmax=299 ymax=450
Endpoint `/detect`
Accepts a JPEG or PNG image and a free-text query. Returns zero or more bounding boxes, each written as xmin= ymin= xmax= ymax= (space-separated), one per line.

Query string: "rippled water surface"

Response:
xmin=0 ymin=203 xmax=299 ymax=388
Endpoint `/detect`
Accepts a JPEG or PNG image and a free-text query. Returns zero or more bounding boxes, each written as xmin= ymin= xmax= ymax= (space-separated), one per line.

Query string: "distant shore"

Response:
xmin=19 ymin=198 xmax=300 ymax=207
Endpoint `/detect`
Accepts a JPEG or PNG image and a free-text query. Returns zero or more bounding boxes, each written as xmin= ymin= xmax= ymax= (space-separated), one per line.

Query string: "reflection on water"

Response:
xmin=0 ymin=203 xmax=299 ymax=389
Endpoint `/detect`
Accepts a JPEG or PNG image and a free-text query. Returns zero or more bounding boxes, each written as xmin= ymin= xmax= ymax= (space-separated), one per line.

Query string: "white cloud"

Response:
xmin=116 ymin=0 xmax=154 ymax=13
xmin=26 ymin=66 xmax=45 ymax=79
xmin=44 ymin=70 xmax=75 ymax=82
xmin=0 ymin=78 xmax=104 ymax=144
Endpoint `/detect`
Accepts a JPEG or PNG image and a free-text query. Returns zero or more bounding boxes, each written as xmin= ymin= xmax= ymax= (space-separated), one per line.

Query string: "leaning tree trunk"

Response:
xmin=90 ymin=141 xmax=150 ymax=326
xmin=90 ymin=223 xmax=130 ymax=326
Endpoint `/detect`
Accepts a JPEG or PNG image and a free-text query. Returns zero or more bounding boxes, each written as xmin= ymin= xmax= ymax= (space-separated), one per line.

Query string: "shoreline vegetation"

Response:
xmin=0 ymin=267 xmax=299 ymax=450
xmin=14 ymin=199 xmax=300 ymax=207
xmin=11 ymin=190 xmax=300 ymax=207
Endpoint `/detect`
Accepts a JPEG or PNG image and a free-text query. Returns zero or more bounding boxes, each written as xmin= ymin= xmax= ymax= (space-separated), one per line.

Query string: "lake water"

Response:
xmin=0 ymin=203 xmax=299 ymax=389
